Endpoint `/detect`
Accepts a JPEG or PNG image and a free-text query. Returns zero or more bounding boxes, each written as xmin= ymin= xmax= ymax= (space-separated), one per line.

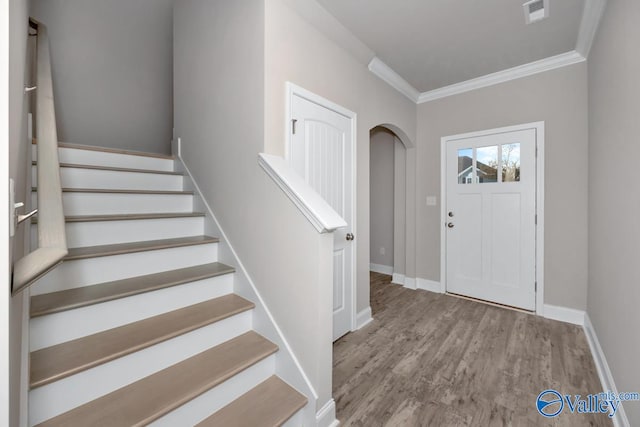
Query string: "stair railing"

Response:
xmin=12 ymin=19 xmax=68 ymax=294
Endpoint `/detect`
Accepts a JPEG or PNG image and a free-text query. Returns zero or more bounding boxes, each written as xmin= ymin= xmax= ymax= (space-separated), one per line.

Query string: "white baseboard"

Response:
xmin=355 ymin=307 xmax=373 ymax=330
xmin=584 ymin=314 xmax=630 ymax=427
xmin=403 ymin=277 xmax=416 ymax=290
xmin=369 ymin=263 xmax=393 ymax=275
xmin=316 ymin=399 xmax=339 ymax=427
xmin=543 ymin=304 xmax=586 ymax=326
xmin=417 ymin=278 xmax=443 ymax=294
xmin=391 ymin=273 xmax=405 ymax=285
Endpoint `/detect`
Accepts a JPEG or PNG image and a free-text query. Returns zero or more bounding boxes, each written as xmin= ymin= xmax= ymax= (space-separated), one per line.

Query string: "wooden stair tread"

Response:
xmin=33 ymin=139 xmax=175 ymax=160
xmin=65 ymin=235 xmax=219 ymax=260
xmin=31 ymin=262 xmax=235 ymax=317
xmin=36 ymin=332 xmax=277 ymax=426
xmin=32 ymin=212 xmax=205 ymax=224
xmin=30 ymin=294 xmax=255 ymax=388
xmin=33 ymin=187 xmax=194 ymax=195
xmin=196 ymin=376 xmax=307 ymax=427
xmin=33 ymin=161 xmax=183 ymax=175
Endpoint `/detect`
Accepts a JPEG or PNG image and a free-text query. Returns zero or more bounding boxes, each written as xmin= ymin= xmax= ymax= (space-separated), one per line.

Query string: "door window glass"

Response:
xmin=457 ymin=148 xmax=473 ymax=184
xmin=476 ymin=145 xmax=498 ymax=183
xmin=502 ymin=143 xmax=521 ymax=182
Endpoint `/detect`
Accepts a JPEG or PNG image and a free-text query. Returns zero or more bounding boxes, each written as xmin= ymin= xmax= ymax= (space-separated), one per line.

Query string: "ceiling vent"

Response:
xmin=523 ymin=0 xmax=549 ymax=24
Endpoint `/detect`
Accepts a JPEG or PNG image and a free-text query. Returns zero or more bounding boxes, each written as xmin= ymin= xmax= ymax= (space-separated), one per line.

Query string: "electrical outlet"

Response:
xmin=380 ymin=247 xmax=386 ymax=255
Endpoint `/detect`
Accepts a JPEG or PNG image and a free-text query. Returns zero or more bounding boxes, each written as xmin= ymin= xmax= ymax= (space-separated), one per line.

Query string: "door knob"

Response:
xmin=448 ymin=211 xmax=454 ymax=217
xmin=447 ymin=222 xmax=454 ymax=228
xmin=346 ymin=233 xmax=355 ymax=241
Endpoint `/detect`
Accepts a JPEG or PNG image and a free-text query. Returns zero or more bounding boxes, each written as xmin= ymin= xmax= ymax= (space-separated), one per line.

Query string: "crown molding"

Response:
xmin=575 ymin=0 xmax=607 ymax=58
xmin=417 ymin=50 xmax=585 ymax=103
xmin=368 ymin=57 xmax=420 ymax=103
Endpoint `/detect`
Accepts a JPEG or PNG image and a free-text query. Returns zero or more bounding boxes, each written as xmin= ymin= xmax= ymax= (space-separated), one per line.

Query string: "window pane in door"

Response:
xmin=502 ymin=143 xmax=521 ymax=182
xmin=476 ymin=145 xmax=498 ymax=183
xmin=457 ymin=148 xmax=473 ymax=184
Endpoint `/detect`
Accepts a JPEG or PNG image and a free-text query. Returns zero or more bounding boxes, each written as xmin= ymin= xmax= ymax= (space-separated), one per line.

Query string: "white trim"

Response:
xmin=584 ymin=314 xmax=630 ymax=427
xmin=258 ymin=154 xmax=347 ymax=233
xmin=316 ymin=399 xmax=340 ymax=427
xmin=391 ymin=273 xmax=405 ymax=285
xmin=355 ymin=307 xmax=373 ymax=330
xmin=417 ymin=278 xmax=444 ymax=294
xmin=418 ymin=51 xmax=585 ymax=103
xmin=403 ymin=277 xmax=416 ymax=290
xmin=576 ymin=0 xmax=608 ymax=58
xmin=543 ymin=304 xmax=585 ymax=326
xmin=440 ymin=122 xmax=545 ymax=315
xmin=284 ymin=82 xmax=359 ymax=337
xmin=368 ymin=57 xmax=420 ymax=103
xmin=369 ymin=263 xmax=393 ymax=275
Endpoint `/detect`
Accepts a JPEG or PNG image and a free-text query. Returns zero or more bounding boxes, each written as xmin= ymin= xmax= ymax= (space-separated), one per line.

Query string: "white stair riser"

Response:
xmin=29 ymin=312 xmax=256 ymax=426
xmin=32 ymin=192 xmax=194 ymax=216
xmin=282 ymin=409 xmax=304 ymax=427
xmin=32 ymin=217 xmax=205 ymax=248
xmin=31 ymin=243 xmax=219 ymax=295
xmin=30 ymin=274 xmax=234 ymax=350
xmin=151 ymin=356 xmax=276 ymax=427
xmin=32 ymin=166 xmax=184 ymax=191
xmin=32 ymin=145 xmax=174 ymax=171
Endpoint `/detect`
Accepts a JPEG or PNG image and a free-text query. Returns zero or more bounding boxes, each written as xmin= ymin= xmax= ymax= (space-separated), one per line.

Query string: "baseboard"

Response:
xmin=417 ymin=278 xmax=443 ymax=293
xmin=355 ymin=307 xmax=373 ymax=330
xmin=543 ymin=304 xmax=585 ymax=326
xmin=391 ymin=273 xmax=405 ymax=285
xmin=316 ymin=399 xmax=340 ymax=427
xmin=369 ymin=263 xmax=393 ymax=275
xmin=403 ymin=277 xmax=417 ymax=290
xmin=584 ymin=314 xmax=630 ymax=427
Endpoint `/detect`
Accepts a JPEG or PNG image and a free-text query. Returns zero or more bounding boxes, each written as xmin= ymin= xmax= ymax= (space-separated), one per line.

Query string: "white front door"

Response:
xmin=289 ymin=89 xmax=354 ymax=341
xmin=445 ymin=127 xmax=537 ymax=310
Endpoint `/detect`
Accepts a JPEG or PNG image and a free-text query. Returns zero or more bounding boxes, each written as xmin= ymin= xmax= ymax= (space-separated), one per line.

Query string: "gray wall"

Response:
xmin=417 ymin=62 xmax=589 ymax=310
xmin=30 ymin=0 xmax=173 ymax=154
xmin=588 ymin=1 xmax=640 ymax=424
xmin=265 ymin=0 xmax=418 ymax=316
xmin=370 ymin=128 xmax=395 ymax=268
xmin=174 ymin=0 xmax=335 ymax=413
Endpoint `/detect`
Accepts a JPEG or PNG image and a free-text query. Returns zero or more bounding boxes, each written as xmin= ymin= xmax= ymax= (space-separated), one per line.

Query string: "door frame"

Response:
xmin=285 ymin=82 xmax=358 ymax=333
xmin=440 ymin=121 xmax=545 ymax=315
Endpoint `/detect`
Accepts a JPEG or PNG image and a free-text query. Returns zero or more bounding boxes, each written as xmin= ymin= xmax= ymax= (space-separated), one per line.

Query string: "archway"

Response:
xmin=369 ymin=124 xmax=415 ymax=293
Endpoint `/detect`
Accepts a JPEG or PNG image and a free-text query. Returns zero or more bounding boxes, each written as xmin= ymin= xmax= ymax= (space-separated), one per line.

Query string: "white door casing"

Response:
xmin=286 ymin=83 xmax=356 ymax=341
xmin=442 ymin=123 xmax=543 ymax=311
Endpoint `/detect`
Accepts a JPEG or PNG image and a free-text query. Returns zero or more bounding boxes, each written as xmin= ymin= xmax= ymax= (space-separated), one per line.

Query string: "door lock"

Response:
xmin=447 ymin=222 xmax=454 ymax=229
xmin=448 ymin=211 xmax=454 ymax=217
xmin=346 ymin=233 xmax=355 ymax=241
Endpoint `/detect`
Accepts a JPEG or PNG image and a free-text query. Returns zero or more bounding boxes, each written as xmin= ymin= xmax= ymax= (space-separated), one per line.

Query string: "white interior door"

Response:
xmin=289 ymin=90 xmax=354 ymax=341
xmin=445 ymin=128 xmax=536 ymax=310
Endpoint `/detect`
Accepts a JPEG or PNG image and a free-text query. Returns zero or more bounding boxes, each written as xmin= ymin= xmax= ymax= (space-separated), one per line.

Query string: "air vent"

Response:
xmin=523 ymin=0 xmax=549 ymax=24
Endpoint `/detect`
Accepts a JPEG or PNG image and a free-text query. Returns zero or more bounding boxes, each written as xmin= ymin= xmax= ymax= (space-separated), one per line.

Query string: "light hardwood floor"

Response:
xmin=333 ymin=273 xmax=611 ymax=427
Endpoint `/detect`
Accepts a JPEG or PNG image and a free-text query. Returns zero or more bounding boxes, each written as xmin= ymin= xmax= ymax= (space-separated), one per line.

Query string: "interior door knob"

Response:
xmin=346 ymin=233 xmax=355 ymax=241
xmin=447 ymin=222 xmax=454 ymax=228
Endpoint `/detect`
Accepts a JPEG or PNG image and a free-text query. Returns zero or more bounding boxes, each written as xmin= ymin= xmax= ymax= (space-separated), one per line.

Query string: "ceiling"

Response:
xmin=316 ymin=0 xmax=586 ymax=93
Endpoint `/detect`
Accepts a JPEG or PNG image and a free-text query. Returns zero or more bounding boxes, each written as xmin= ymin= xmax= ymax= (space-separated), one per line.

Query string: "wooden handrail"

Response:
xmin=12 ymin=19 xmax=68 ymax=294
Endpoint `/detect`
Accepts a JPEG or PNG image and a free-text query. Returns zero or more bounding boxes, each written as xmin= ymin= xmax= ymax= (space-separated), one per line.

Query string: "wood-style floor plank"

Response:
xmin=333 ymin=273 xmax=611 ymax=427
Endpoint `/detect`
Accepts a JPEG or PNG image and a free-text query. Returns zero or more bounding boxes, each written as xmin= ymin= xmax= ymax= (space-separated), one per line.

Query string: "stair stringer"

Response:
xmin=174 ymin=155 xmax=319 ymax=426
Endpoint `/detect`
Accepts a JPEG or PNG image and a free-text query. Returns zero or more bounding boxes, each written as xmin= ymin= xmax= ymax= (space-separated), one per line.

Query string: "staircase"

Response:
xmin=28 ymin=142 xmax=307 ymax=426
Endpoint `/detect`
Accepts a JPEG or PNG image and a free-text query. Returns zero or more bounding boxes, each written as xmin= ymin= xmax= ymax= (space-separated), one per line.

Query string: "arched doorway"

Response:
xmin=369 ymin=124 xmax=415 ymax=292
